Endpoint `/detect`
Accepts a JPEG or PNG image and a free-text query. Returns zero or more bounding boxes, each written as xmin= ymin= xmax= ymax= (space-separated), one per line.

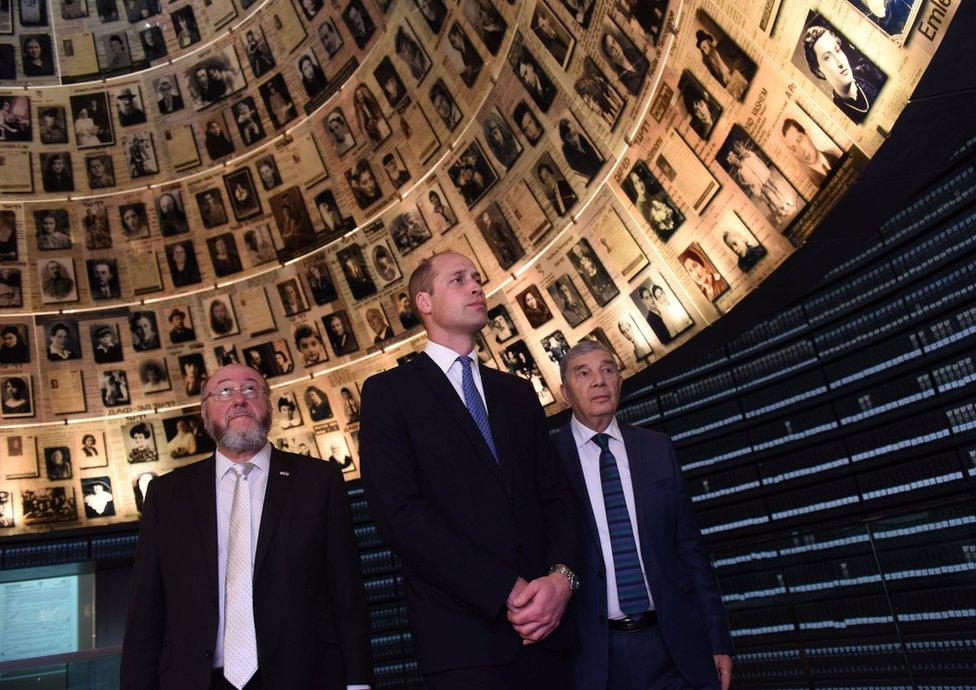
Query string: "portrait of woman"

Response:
xmin=482 ymin=114 xmax=522 ymax=169
xmin=304 ymin=386 xmax=333 ymax=421
xmin=298 ymin=53 xmax=328 ymax=98
xmin=620 ymin=161 xmax=684 ymax=242
xmin=352 ymin=84 xmax=390 ymax=146
xmin=679 ymin=244 xmax=729 ymax=302
xmin=46 ymin=322 xmax=79 ymax=361
xmin=517 ymin=285 xmax=553 ymax=328
xmin=21 ymin=35 xmax=55 ymax=76
xmin=207 ymin=235 xmax=242 ymax=277
xmin=120 ymin=203 xmax=150 ymax=239
xmin=165 ymin=241 xmax=202 ymax=287
xmin=203 ymin=118 xmax=235 ymax=160
xmin=447 ymin=22 xmax=484 ymax=87
xmin=41 ymin=153 xmax=74 ymax=192
xmin=600 ymin=28 xmax=649 ymax=95
xmin=394 ymin=25 xmax=431 ymax=82
xmin=1 ymin=376 xmax=32 ymax=417
xmin=156 ymin=192 xmax=189 ymax=236
xmin=259 ymin=74 xmax=297 ymax=129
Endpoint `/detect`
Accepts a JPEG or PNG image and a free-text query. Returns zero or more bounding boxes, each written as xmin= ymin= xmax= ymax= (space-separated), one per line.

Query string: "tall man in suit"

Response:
xmin=556 ymin=341 xmax=733 ymax=689
xmin=360 ymin=251 xmax=582 ymax=689
xmin=120 ymin=363 xmax=371 ymax=690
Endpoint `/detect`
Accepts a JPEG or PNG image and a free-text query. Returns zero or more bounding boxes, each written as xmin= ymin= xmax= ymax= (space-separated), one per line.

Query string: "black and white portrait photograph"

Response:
xmin=0 ymin=211 xmax=16 ymax=261
xmin=22 ymin=486 xmax=77 ymax=525
xmin=845 ymin=0 xmax=917 ymax=37
xmin=516 ymin=284 xmax=553 ymax=329
xmin=202 ymin=115 xmax=235 ymax=161
xmin=338 ymin=384 xmax=361 ymax=424
xmin=547 ymin=275 xmax=591 ymax=327
xmin=206 ymin=233 xmax=243 ymax=277
xmin=100 ymin=369 xmax=130 ymax=407
xmin=567 ymin=237 xmax=618 ymax=306
xmin=381 ymin=149 xmax=411 ymax=189
xmin=232 ymin=96 xmax=266 ymax=146
xmin=293 ymin=322 xmax=328 ymax=367
xmin=322 ymin=310 xmax=359 ymax=356
xmin=133 ymin=472 xmax=157 ymax=513
xmin=777 ymin=103 xmax=845 ymax=187
xmin=314 ymin=189 xmax=355 ymax=239
xmin=692 ymin=9 xmax=757 ymax=102
xmin=611 ymin=0 xmax=666 ymax=44
xmin=255 ymin=154 xmax=283 ymax=191
xmin=718 ymin=210 xmax=767 ymax=273
xmin=119 ymin=202 xmax=150 ymax=240
xmin=0 ymin=95 xmax=31 ymax=142
xmin=195 ymin=188 xmax=229 ymax=229
xmin=474 ymin=203 xmax=523 ymax=270
xmin=413 ymin=0 xmax=446 ymax=34
xmin=336 ymin=243 xmax=378 ymax=300
xmin=346 ymin=158 xmax=385 ymax=209
xmin=178 ymin=352 xmax=206 ymax=395
xmin=317 ymin=18 xmax=344 ymax=57
xmin=420 ymin=184 xmax=458 ymax=234
xmin=304 ymin=261 xmax=338 ymax=305
xmin=363 ymin=305 xmax=394 ymax=344
xmin=530 ymin=0 xmax=574 ymax=68
xmin=1 ymin=375 xmax=33 ymax=418
xmin=717 ymin=125 xmax=803 ymax=229
xmin=86 ymin=258 xmax=121 ymax=300
xmin=394 ymin=23 xmax=431 ymax=83
xmin=139 ymin=25 xmax=167 ymax=61
xmin=38 ymin=258 xmax=78 ymax=304
xmin=391 ymin=290 xmax=420 ymax=330
xmin=325 ymin=107 xmax=357 ymax=156
xmin=85 ymin=154 xmax=115 ymax=189
xmin=481 ymin=109 xmax=522 ymax=170
xmin=448 ymin=139 xmax=498 ymax=207
xmin=792 ymin=11 xmax=888 ymax=125
xmin=243 ymin=340 xmax=291 ymax=378
xmin=171 ymin=6 xmax=200 ymax=49
xmin=678 ymin=71 xmax=722 ymax=140
xmin=185 ymin=46 xmax=247 ymax=110
xmin=44 ymin=319 xmax=80 ymax=361
xmin=20 ymin=34 xmax=55 ymax=76
xmin=243 ymin=225 xmax=278 ymax=265
xmin=44 ymin=446 xmax=73 ymax=480
xmin=122 ymin=0 xmax=160 ymax=22
xmin=129 ymin=310 xmax=160 ymax=351
xmin=165 ymin=240 xmax=202 ymax=287
xmin=19 ymin=0 xmax=49 ymax=24
xmin=121 ymin=132 xmax=159 ymax=178
xmin=75 ymin=431 xmax=105 ymax=469
xmin=270 ymin=187 xmax=318 ymax=257
xmin=40 ymin=152 xmax=75 ymax=192
xmin=138 ymin=358 xmax=170 ymax=393
xmin=629 ymin=273 xmax=694 ymax=346
xmin=297 ymin=0 xmax=321 ymax=20
xmin=155 ymin=190 xmax=189 ymax=236
xmin=259 ymin=73 xmax=298 ymax=129
xmin=153 ymin=75 xmax=184 ymax=115
xmin=510 ymin=41 xmax=557 ymax=113
xmin=123 ymin=421 xmax=158 ymax=464
xmin=374 ymin=56 xmax=408 ymax=108
xmin=446 ymin=21 xmax=484 ymax=88
xmin=163 ymin=413 xmax=214 ymax=457
xmin=513 ymin=101 xmax=545 ymax=145
xmin=617 ymin=312 xmax=655 ymax=364
xmin=430 ymin=79 xmax=463 ymax=131
xmin=276 ymin=391 xmax=303 ymax=429
xmin=243 ymin=27 xmax=275 ymax=77
xmin=501 ymin=340 xmax=555 ymax=406
xmin=277 ymin=278 xmax=309 ymax=316
xmin=223 ymin=167 xmax=262 ymax=221
xmin=0 ymin=324 xmax=29 ymax=364
xmin=534 ymin=153 xmax=578 ymax=217
xmin=0 ymin=268 xmax=23 ymax=308
xmin=33 ymin=209 xmax=71 ymax=251
xmin=203 ymin=294 xmax=239 ymax=338
xmin=390 ymin=209 xmax=432 ymax=255
xmin=600 ymin=19 xmax=649 ymax=95
xmin=574 ymin=57 xmax=626 ymax=129
xmin=541 ymin=330 xmax=571 ymax=365
xmin=352 ymin=83 xmax=391 ymax=146
xmin=370 ymin=240 xmax=401 ymax=285
xmin=620 ymin=159 xmax=684 ymax=242
xmin=558 ymin=116 xmax=605 ymax=183
xmin=101 ymin=33 xmax=132 ymax=72
xmin=487 ymin=304 xmax=518 ymax=343
xmin=39 ymin=106 xmax=68 ymax=144
xmin=304 ymin=384 xmax=333 ymax=421
xmin=342 ymin=0 xmax=376 ymax=49
xmin=462 ymin=0 xmax=507 ymax=56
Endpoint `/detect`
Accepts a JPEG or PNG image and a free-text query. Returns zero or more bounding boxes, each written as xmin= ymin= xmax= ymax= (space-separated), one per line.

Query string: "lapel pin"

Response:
xmin=279 ymin=471 xmax=290 ymax=476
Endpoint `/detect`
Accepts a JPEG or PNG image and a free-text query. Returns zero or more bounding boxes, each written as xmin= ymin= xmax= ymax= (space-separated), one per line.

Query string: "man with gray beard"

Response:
xmin=121 ymin=363 xmax=371 ymax=690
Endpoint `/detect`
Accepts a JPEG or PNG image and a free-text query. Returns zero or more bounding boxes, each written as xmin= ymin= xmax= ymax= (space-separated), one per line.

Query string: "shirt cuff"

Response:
xmin=347 ymin=685 xmax=370 ymax=690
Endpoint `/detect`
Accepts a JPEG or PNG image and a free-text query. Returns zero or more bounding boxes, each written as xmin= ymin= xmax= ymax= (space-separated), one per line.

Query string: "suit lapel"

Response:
xmin=621 ymin=425 xmax=648 ymax=546
xmin=557 ymin=426 xmax=600 ymax=550
xmin=190 ymin=456 xmax=218 ymax=592
xmin=480 ymin=366 xmax=513 ymax=493
xmin=254 ymin=449 xmax=295 ymax=578
xmin=410 ymin=353 xmax=504 ymax=484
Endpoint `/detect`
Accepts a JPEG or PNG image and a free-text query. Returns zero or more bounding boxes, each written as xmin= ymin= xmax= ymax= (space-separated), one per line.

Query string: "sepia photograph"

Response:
xmin=336 ymin=243 xmax=378 ymax=300
xmin=394 ymin=22 xmax=431 ymax=84
xmin=574 ymin=57 xmax=626 ymax=129
xmin=620 ymin=160 xmax=684 ymax=242
xmin=40 ymin=152 xmax=75 ymax=192
xmin=487 ymin=304 xmax=518 ymax=344
xmin=270 ymin=186 xmax=318 ymax=257
xmin=277 ymin=278 xmax=309 ymax=316
xmin=390 ymin=209 xmax=432 ymax=255
xmin=678 ymin=242 xmax=729 ymax=303
xmin=322 ymin=310 xmax=359 ymax=356
xmin=22 ymin=486 xmax=77 ymax=525
xmin=304 ymin=261 xmax=338 ymax=305
xmin=481 ymin=109 xmax=523 ymax=170
xmin=314 ymin=189 xmax=355 ymax=240
xmin=163 ymin=412 xmax=215 ymax=457
xmin=122 ymin=421 xmax=158 ymax=464
xmin=599 ymin=18 xmax=649 ymax=95
xmin=510 ymin=40 xmax=557 ymax=113
xmin=232 ymin=96 xmax=266 ymax=146
xmin=429 ymin=79 xmax=463 ymax=131
xmin=691 ymin=9 xmax=757 ymax=102
xmin=129 ymin=310 xmax=161 ymax=351
xmin=38 ymin=258 xmax=79 ymax=304
xmin=546 ymin=275 xmax=591 ymax=327
xmin=558 ymin=115 xmax=605 ymax=184
xmin=100 ymin=369 xmax=130 ymax=407
xmin=165 ymin=305 xmax=197 ymax=344
xmin=0 ymin=324 xmax=29 ymax=364
xmin=178 ymin=352 xmax=206 ymax=395
xmin=629 ymin=273 xmax=694 ymax=346
xmin=474 ymin=203 xmax=524 ymax=270
xmin=224 ymin=167 xmax=262 ymax=221
xmin=165 ymin=240 xmax=202 ymax=287
xmin=1 ymin=374 xmax=33 ymax=418
xmin=293 ymin=322 xmax=328 ymax=367
xmin=34 ymin=209 xmax=72 ymax=251
xmin=677 ymin=71 xmax=722 ymax=141
xmin=259 ymin=73 xmax=298 ymax=129
xmin=155 ymin=190 xmax=189 ymax=236
xmin=86 ymin=258 xmax=121 ymax=300
xmin=206 ymin=233 xmax=243 ymax=277
xmin=448 ymin=140 xmax=498 ymax=207
xmin=119 ymin=202 xmax=150 ymax=240
xmin=567 ymin=237 xmax=618 ymax=306
xmin=462 ymin=0 xmax=507 ymax=56
xmin=138 ymin=358 xmax=170 ymax=393
xmin=363 ymin=305 xmax=394 ymax=345
xmin=195 ymin=188 xmax=229 ymax=228
xmin=121 ymin=132 xmax=159 ymax=178
xmin=530 ymin=0 xmax=574 ymax=68
xmin=185 ymin=45 xmax=247 ymax=110
xmin=346 ymin=158 xmax=385 ymax=209
xmin=516 ymin=284 xmax=553 ymax=328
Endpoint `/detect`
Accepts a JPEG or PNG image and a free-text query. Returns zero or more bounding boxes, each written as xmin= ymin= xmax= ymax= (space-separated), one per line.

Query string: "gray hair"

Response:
xmin=559 ymin=340 xmax=617 ymax=384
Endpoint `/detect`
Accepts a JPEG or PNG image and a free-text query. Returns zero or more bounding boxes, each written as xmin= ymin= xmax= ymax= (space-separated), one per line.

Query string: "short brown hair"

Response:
xmin=407 ymin=251 xmax=457 ymax=321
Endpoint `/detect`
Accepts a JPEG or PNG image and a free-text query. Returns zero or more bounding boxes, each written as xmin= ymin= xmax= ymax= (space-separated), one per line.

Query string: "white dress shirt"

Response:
xmin=570 ymin=416 xmax=655 ymax=619
xmin=424 ymin=340 xmax=488 ymax=411
xmin=213 ymin=443 xmax=369 ymax=690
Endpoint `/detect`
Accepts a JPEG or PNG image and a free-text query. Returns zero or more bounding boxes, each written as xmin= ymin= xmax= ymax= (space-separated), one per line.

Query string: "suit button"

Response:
xmin=206 ymin=651 xmax=213 ymax=660
xmin=598 ymin=615 xmax=607 ymax=624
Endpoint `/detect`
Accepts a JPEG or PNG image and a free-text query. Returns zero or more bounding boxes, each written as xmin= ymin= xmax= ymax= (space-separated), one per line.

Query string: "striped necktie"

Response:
xmin=592 ymin=433 xmax=650 ymax=618
xmin=457 ymin=356 xmax=498 ymax=462
xmin=224 ymin=462 xmax=258 ymax=689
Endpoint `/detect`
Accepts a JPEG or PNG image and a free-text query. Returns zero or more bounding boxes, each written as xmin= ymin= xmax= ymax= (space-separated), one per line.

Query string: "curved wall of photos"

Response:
xmin=0 ymin=0 xmax=960 ymax=532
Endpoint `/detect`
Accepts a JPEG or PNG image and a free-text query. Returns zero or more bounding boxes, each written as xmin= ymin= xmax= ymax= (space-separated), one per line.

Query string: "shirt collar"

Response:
xmin=215 ymin=442 xmax=272 ymax=480
xmin=424 ymin=340 xmax=478 ymax=375
xmin=570 ymin=415 xmax=623 ymax=451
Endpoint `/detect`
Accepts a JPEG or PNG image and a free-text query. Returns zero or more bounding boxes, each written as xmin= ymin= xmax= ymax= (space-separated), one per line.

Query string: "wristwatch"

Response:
xmin=549 ymin=564 xmax=581 ymax=593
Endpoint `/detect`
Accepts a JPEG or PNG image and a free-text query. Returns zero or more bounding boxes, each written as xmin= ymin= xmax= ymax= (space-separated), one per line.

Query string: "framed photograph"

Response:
xmin=185 ymin=45 xmax=248 ymax=110
xmin=33 ymin=208 xmax=72 ymax=251
xmin=691 ymin=9 xmax=757 ymax=102
xmin=501 ymin=340 xmax=555 ymax=406
xmin=481 ymin=108 xmax=522 ymax=170
xmin=277 ymin=278 xmax=309 ymax=316
xmin=677 ymin=71 xmax=722 ymax=141
xmin=123 ymin=421 xmax=158 ymax=464
xmin=370 ymin=239 xmax=401 ymax=285
xmin=85 ymin=154 xmax=115 ymax=189
xmin=448 ymin=139 xmax=498 ymax=207
xmin=231 ymin=96 xmax=265 ymax=146
xmin=100 ymin=369 xmax=130 ymax=407
xmin=195 ymin=188 xmax=229 ymax=229
xmin=322 ymin=310 xmax=359 ymax=356
xmin=165 ymin=240 xmax=202 ymax=287
xmin=557 ymin=114 xmax=604 ymax=184
xmin=43 ymin=318 xmax=81 ymax=360
xmin=516 ymin=284 xmax=552 ymax=328
xmin=75 ymin=430 xmax=106 ymax=469
xmin=512 ymin=101 xmax=544 ymax=145
xmin=374 ymin=56 xmax=407 ymax=108
xmin=510 ymin=41 xmax=556 ymax=114
xmin=567 ymin=238 xmax=618 ymax=306
xmin=461 ymin=0 xmax=507 ymax=56
xmin=419 ymin=182 xmax=458 ymax=234
xmin=620 ymin=160 xmax=684 ymax=242
xmin=362 ymin=304 xmax=394 ymax=345
xmin=573 ymin=57 xmax=626 ymax=129
xmin=162 ymin=413 xmax=215 ymax=458
xmin=389 ymin=209 xmax=432 ymax=255
xmin=214 ymin=345 xmax=239 ymax=366
xmin=38 ymin=258 xmax=78 ymax=304
xmin=474 ymin=203 xmax=523 ymax=269
xmin=81 ymin=477 xmax=115 ymax=518
xmin=218 ymin=168 xmax=261 ymax=221
xmin=243 ymin=224 xmax=278 ymax=266
xmin=317 ymin=18 xmax=343 ymax=57
xmin=445 ymin=21 xmax=483 ymax=87
xmin=120 ymin=132 xmax=159 ymax=178
xmin=599 ymin=18 xmax=649 ymax=96
xmin=19 ymin=0 xmax=49 ymax=27
xmin=255 ymin=154 xmax=283 ymax=191
xmin=118 ymin=202 xmax=149 ymax=240
xmin=86 ymin=258 xmax=121 ymax=300
xmin=129 ymin=310 xmax=161 ymax=351
xmin=0 ymin=95 xmax=31 ymax=141
xmin=206 ymin=233 xmax=243 ymax=277
xmin=393 ymin=22 xmax=431 ymax=84
xmin=342 ymin=0 xmax=376 ymax=49
xmin=534 ymin=152 xmax=577 ymax=217
xmin=0 ymin=323 xmax=29 ymax=364
xmin=274 ymin=391 xmax=303 ymax=430
xmin=23 ymin=486 xmax=77 ymax=525
xmin=314 ymin=189 xmax=354 ymax=240
xmin=381 ymin=149 xmax=411 ymax=190
xmin=292 ymin=322 xmax=328 ymax=367
xmin=164 ymin=304 xmax=197 ymax=344
xmin=268 ymin=186 xmax=318 ymax=257
xmin=547 ymin=275 xmax=590 ymax=327
xmin=40 ymin=152 xmax=75 ymax=192
xmin=299 ymin=261 xmax=336 ymax=307
xmin=171 ymin=6 xmax=200 ymax=49
xmin=151 ymin=76 xmax=184 ymax=118
xmin=351 ymin=84 xmax=390 ymax=146
xmin=0 ymin=374 xmax=33 ymax=418
xmin=487 ymin=304 xmax=517 ymax=344
xmin=177 ymin=352 xmax=206 ymax=395
xmin=122 ymin=0 xmax=160 ymax=22
xmin=155 ymin=189 xmax=189 ymax=236
xmin=336 ymin=243 xmax=377 ymax=300
xmin=678 ymin=242 xmax=729 ymax=303
xmin=138 ymin=358 xmax=170 ymax=393
xmin=242 ymin=27 xmax=275 ymax=78
xmin=540 ymin=330 xmax=571 ymax=365
xmin=346 ymin=159 xmax=384 ymax=209
xmin=201 ymin=113 xmax=235 ymax=161
xmin=101 ymin=33 xmax=132 ymax=72
xmin=776 ymin=102 xmax=845 ymax=188
xmin=629 ymin=272 xmax=694 ymax=346
xmin=20 ymin=34 xmax=56 ymax=76
xmin=38 ymin=105 xmax=68 ymax=144
xmin=429 ymin=79 xmax=463 ymax=131
xmin=530 ymin=0 xmax=574 ymax=68
xmin=258 ymin=73 xmax=298 ymax=130
xmin=324 ymin=107 xmax=357 ymax=156
xmin=0 ymin=210 xmax=16 ymax=261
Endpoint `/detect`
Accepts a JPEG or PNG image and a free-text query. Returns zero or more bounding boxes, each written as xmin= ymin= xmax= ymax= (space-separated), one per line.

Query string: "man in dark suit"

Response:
xmin=120 ymin=363 xmax=371 ymax=690
xmin=556 ymin=341 xmax=733 ymax=690
xmin=360 ymin=251 xmax=582 ymax=689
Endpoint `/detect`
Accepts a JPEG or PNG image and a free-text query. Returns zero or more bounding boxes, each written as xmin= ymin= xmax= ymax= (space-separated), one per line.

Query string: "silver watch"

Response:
xmin=549 ymin=564 xmax=580 ymax=592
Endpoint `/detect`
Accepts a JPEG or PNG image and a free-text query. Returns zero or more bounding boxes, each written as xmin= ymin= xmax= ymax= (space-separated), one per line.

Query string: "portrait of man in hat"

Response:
xmin=115 ymin=86 xmax=147 ymax=126
xmin=167 ymin=307 xmax=197 ymax=344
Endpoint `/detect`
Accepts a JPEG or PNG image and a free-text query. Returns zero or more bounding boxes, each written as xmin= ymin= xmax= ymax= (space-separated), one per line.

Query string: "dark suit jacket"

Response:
xmin=120 ymin=448 xmax=371 ymax=690
xmin=359 ymin=352 xmax=581 ymax=674
xmin=557 ymin=423 xmax=732 ymax=689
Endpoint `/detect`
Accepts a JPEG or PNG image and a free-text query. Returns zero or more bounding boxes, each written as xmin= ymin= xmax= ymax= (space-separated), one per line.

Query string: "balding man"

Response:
xmin=359 ymin=251 xmax=581 ymax=689
xmin=555 ymin=341 xmax=732 ymax=690
xmin=121 ymin=363 xmax=371 ymax=690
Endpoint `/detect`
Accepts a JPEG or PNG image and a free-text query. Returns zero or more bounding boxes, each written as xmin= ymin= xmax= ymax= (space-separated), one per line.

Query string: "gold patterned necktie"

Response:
xmin=224 ymin=462 xmax=257 ymax=689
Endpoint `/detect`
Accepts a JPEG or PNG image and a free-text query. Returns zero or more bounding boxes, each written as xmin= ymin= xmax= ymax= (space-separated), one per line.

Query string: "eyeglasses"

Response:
xmin=205 ymin=384 xmax=267 ymax=402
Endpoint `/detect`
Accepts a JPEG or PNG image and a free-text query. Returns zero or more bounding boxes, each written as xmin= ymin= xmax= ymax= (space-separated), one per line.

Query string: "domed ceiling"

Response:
xmin=0 ymin=0 xmax=959 ymax=531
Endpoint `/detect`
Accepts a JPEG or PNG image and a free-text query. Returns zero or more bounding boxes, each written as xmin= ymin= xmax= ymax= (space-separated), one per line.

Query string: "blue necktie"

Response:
xmin=457 ymin=356 xmax=498 ymax=462
xmin=593 ymin=433 xmax=651 ymax=617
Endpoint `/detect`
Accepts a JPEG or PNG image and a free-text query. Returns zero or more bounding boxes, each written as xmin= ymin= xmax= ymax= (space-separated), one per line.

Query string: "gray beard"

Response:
xmin=205 ymin=411 xmax=272 ymax=454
